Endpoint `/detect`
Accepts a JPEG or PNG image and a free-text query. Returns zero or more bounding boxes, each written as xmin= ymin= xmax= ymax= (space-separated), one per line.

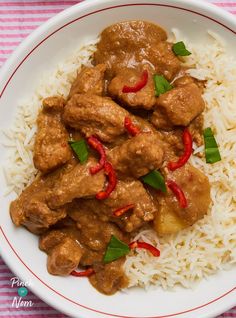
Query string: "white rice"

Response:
xmin=125 ymin=30 xmax=236 ymax=289
xmin=3 ymin=40 xmax=97 ymax=195
xmin=3 ymin=30 xmax=236 ymax=290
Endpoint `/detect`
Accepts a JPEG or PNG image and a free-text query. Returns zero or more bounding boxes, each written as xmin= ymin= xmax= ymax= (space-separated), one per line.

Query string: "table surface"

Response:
xmin=0 ymin=0 xmax=236 ymax=317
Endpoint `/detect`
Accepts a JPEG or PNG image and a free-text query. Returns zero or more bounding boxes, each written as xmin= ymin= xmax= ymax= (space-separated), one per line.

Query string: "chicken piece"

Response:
xmin=150 ymin=107 xmax=173 ymax=131
xmin=160 ymin=129 xmax=184 ymax=162
xmin=63 ymin=94 xmax=156 ymax=144
xmin=145 ymin=42 xmax=181 ymax=81
xmin=42 ymin=96 xmax=65 ymax=112
xmin=9 ymin=161 xmax=78 ymax=234
xmin=151 ymin=83 xmax=205 ymax=129
xmin=10 ymin=176 xmax=67 ymax=235
xmin=173 ymin=75 xmax=195 ymax=87
xmin=23 ymin=194 xmax=67 ymax=234
xmin=74 ymin=208 xmax=126 ymax=251
xmin=48 ymin=158 xmax=105 ymax=208
xmin=108 ymin=66 xmax=156 ymax=110
xmin=63 ymin=94 xmax=129 ymax=143
xmin=62 ymin=204 xmax=127 ymax=266
xmin=157 ymin=164 xmax=211 ymax=228
xmin=47 ymin=237 xmax=83 ymax=276
xmin=94 ymin=20 xmax=167 ymax=78
xmin=68 ymin=64 xmax=106 ymax=98
xmin=69 ymin=180 xmax=157 ymax=233
xmin=188 ymin=114 xmax=204 ymax=146
xmin=174 ymin=75 xmax=205 ymax=93
xmin=107 ymin=132 xmax=164 ymax=179
xmin=39 ymin=223 xmax=84 ymax=276
xmin=89 ymin=259 xmax=128 ymax=295
xmin=34 ymin=96 xmax=71 ymax=174
xmin=39 ymin=230 xmax=68 ymax=253
xmin=45 ymin=208 xmax=128 ymax=291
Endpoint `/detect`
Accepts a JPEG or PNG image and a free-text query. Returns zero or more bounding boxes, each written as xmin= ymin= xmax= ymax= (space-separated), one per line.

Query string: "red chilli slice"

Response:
xmin=70 ymin=268 xmax=94 ymax=277
xmin=129 ymin=241 xmax=160 ymax=257
xmin=96 ymin=161 xmax=117 ymax=200
xmin=168 ymin=128 xmax=193 ymax=171
xmin=87 ymin=135 xmax=106 ymax=174
xmin=113 ymin=204 xmax=135 ymax=217
xmin=122 ymin=70 xmax=148 ymax=93
xmin=166 ymin=179 xmax=188 ymax=208
xmin=124 ymin=117 xmax=141 ymax=137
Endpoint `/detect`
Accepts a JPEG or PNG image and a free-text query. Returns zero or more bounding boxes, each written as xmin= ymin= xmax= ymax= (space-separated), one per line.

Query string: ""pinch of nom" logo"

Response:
xmin=10 ymin=277 xmax=34 ymax=308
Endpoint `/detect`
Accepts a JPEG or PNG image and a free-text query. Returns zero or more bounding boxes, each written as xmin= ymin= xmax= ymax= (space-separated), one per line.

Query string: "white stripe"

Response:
xmin=0 ymin=12 xmax=59 ymax=18
xmin=0 ymin=280 xmax=13 ymax=284
xmin=0 ymin=29 xmax=32 ymax=34
xmin=0 ymin=20 xmax=45 ymax=26
xmin=0 ymin=46 xmax=18 ymax=50
xmin=0 ymin=46 xmax=16 ymax=50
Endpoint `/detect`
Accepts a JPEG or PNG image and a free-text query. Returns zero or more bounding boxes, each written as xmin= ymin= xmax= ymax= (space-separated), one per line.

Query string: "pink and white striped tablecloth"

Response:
xmin=0 ymin=0 xmax=235 ymax=317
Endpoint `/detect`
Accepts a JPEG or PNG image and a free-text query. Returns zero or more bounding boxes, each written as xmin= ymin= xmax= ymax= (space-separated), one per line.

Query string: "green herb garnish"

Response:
xmin=103 ymin=235 xmax=130 ymax=263
xmin=69 ymin=139 xmax=88 ymax=164
xmin=203 ymin=127 xmax=221 ymax=164
xmin=141 ymin=170 xmax=167 ymax=193
xmin=153 ymin=74 xmax=173 ymax=97
xmin=172 ymin=41 xmax=191 ymax=56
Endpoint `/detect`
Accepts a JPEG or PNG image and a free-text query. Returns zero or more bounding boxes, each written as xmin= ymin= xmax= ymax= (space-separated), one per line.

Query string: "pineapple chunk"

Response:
xmin=154 ymin=203 xmax=188 ymax=235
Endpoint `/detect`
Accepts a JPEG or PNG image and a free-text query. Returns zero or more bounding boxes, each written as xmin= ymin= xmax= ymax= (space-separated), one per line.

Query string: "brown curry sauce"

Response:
xmin=9 ymin=21 xmax=210 ymax=295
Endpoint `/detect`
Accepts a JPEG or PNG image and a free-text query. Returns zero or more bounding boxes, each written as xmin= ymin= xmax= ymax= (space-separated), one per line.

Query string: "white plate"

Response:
xmin=0 ymin=1 xmax=235 ymax=317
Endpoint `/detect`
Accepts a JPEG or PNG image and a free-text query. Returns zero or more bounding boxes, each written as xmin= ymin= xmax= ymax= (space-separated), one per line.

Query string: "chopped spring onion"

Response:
xmin=103 ymin=235 xmax=130 ymax=263
xmin=172 ymin=41 xmax=191 ymax=56
xmin=69 ymin=139 xmax=88 ymax=164
xmin=203 ymin=127 xmax=221 ymax=164
xmin=141 ymin=170 xmax=167 ymax=193
xmin=153 ymin=74 xmax=173 ymax=97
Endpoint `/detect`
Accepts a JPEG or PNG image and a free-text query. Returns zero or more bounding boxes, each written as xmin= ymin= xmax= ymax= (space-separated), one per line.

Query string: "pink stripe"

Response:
xmin=0 ymin=9 xmax=62 ymax=14
xmin=0 ymin=268 xmax=14 ymax=273
xmin=0 ymin=276 xmax=16 ymax=280
xmin=0 ymin=17 xmax=49 ymax=22
xmin=213 ymin=2 xmax=236 ymax=6
xmin=0 ymin=258 xmax=6 ymax=262
xmin=0 ymin=307 xmax=57 ymax=312
xmin=0 ymin=284 xmax=36 ymax=289
xmin=0 ymin=274 xmax=16 ymax=279
xmin=0 ymin=50 xmax=13 ymax=54
xmin=0 ymin=58 xmax=7 ymax=62
xmin=229 ymin=10 xmax=236 ymax=13
xmin=0 ymin=284 xmax=13 ymax=288
xmin=0 ymin=33 xmax=29 ymax=38
xmin=0 ymin=292 xmax=22 ymax=296
xmin=0 ymin=299 xmax=49 ymax=304
xmin=0 ymin=25 xmax=37 ymax=30
xmin=0 ymin=315 xmax=65 ymax=318
xmin=0 ymin=292 xmax=39 ymax=297
xmin=0 ymin=41 xmax=20 ymax=46
xmin=0 ymin=1 xmax=78 ymax=6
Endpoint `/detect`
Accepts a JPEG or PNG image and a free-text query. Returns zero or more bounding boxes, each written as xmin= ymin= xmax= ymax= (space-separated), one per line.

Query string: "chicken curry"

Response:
xmin=10 ymin=20 xmax=214 ymax=295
